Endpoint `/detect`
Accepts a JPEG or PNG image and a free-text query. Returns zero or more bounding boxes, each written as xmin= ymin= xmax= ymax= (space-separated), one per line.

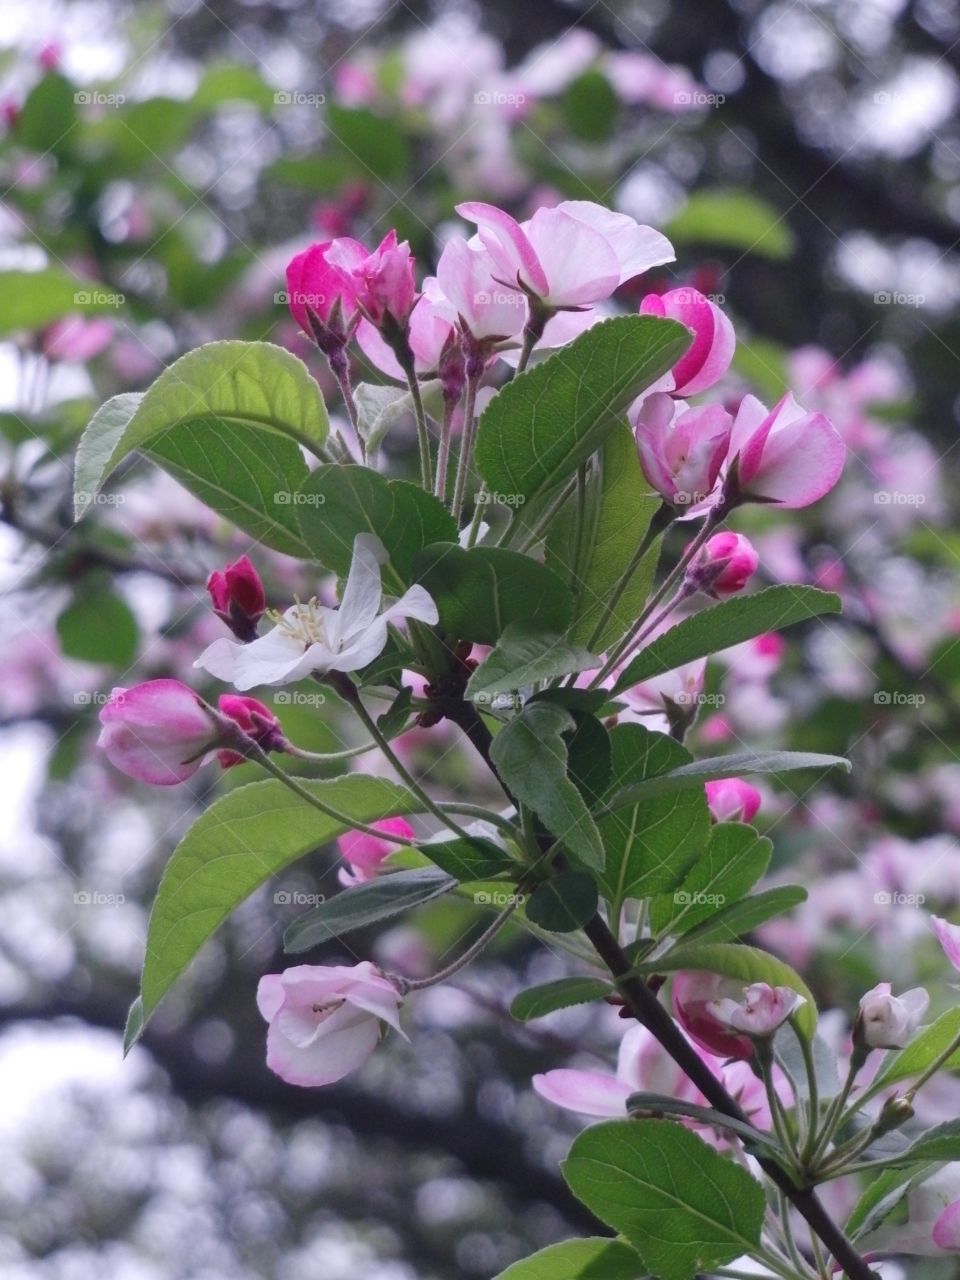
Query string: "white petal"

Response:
xmin=380 ymin=584 xmax=439 ymax=627
xmin=194 ymin=628 xmax=307 ymax=690
xmin=338 ymin=534 xmax=387 ymax=637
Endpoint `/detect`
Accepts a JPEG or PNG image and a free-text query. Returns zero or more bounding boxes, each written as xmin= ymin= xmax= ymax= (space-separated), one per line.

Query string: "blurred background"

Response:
xmin=2 ymin=0 xmax=960 ymax=1276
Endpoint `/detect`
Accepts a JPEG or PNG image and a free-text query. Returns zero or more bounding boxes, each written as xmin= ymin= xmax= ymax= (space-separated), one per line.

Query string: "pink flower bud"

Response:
xmin=857 ymin=981 xmax=929 ymax=1050
xmin=633 ymin=392 xmax=732 ymax=508
xmin=640 ymin=287 xmax=735 ymax=396
xmin=207 ymin=555 xmax=266 ymax=642
xmin=257 ymin=961 xmax=405 ymax=1087
xmin=705 ymin=777 xmax=762 ymax=824
xmin=727 ymin=392 xmax=845 ymax=509
xmin=97 ymin=679 xmax=215 ymax=786
xmin=687 ymin=531 xmax=759 ymax=597
xmin=672 ymin=971 xmax=756 ymax=1060
xmin=338 ymin=817 xmax=416 ymax=886
xmin=328 ymin=229 xmax=416 ymax=327
xmin=931 ymin=915 xmax=960 ymax=972
xmin=216 ymin=694 xmax=285 ymax=768
xmin=706 ymin=981 xmax=805 ymax=1039
xmin=285 ymin=238 xmax=367 ymax=345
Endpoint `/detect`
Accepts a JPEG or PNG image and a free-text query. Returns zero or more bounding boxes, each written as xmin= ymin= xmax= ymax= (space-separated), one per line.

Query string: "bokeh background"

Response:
xmin=2 ymin=1 xmax=960 ymax=1276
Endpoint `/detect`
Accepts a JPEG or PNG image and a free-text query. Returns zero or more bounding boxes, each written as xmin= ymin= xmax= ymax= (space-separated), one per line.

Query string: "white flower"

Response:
xmin=858 ymin=981 xmax=929 ymax=1049
xmin=195 ymin=533 xmax=438 ymax=690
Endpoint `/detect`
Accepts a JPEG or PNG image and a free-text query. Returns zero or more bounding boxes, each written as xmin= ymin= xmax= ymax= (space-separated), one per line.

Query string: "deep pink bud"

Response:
xmin=97 ymin=679 xmax=215 ymax=786
xmin=217 ymin=694 xmax=285 ymax=767
xmin=633 ymin=392 xmax=732 ymax=508
xmin=329 ymin=229 xmax=416 ymax=327
xmin=640 ymin=287 xmax=735 ymax=396
xmin=285 ymin=238 xmax=366 ymax=346
xmin=687 ymin=532 xmax=759 ymax=597
xmin=207 ymin=555 xmax=266 ymax=642
xmin=705 ymin=777 xmax=762 ymax=824
xmin=337 ymin=816 xmax=416 ymax=886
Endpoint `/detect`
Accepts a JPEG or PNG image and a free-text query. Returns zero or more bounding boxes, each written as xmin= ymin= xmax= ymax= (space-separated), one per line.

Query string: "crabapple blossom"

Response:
xmin=686 ymin=531 xmax=759 ymax=597
xmin=98 ymin=679 xmax=215 ymax=786
xmin=355 ymin=291 xmax=456 ymax=380
xmin=857 ymin=981 xmax=929 ymax=1049
xmin=285 ymin=237 xmax=366 ymax=340
xmin=338 ymin=817 xmax=416 ymax=887
xmin=633 ymin=393 xmax=732 ymax=508
xmin=705 ymin=777 xmax=762 ymax=824
xmin=672 ymin=971 xmax=759 ymax=1060
xmin=207 ymin=555 xmax=266 ymax=642
xmin=640 ymin=287 xmax=735 ymax=396
xmin=706 ymin=982 xmax=805 ymax=1039
xmin=328 ymin=228 xmax=416 ymax=327
xmin=931 ymin=915 xmax=960 ymax=971
xmin=41 ymin=315 xmax=113 ymax=362
xmin=726 ymin=392 xmax=845 ymax=510
xmin=215 ymin=694 xmax=285 ymax=768
xmin=257 ymin=962 xmax=405 ymax=1087
xmin=434 ymin=236 xmax=527 ymax=343
xmin=194 ymin=534 xmax=438 ymax=690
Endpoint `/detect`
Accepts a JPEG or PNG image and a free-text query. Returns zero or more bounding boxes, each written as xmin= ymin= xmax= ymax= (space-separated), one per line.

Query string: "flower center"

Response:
xmin=274 ymin=598 xmax=329 ymax=648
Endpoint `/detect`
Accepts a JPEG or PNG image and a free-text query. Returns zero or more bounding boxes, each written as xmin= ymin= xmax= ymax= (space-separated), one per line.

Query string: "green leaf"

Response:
xmin=466 ymin=624 xmax=598 ymax=701
xmin=490 ymin=703 xmax=604 ymax=868
xmin=56 ymin=587 xmax=138 ymax=666
xmin=475 ymin=315 xmax=691 ymax=511
xmin=679 ymin=886 xmax=808 ymax=947
xmin=613 ymin=587 xmax=841 ymax=694
xmin=774 ymin=1026 xmax=840 ymax=1101
xmin=326 ymin=104 xmax=412 ymax=181
xmin=74 ymin=341 xmax=329 ymax=519
xmin=546 ymin=424 xmax=662 ymax=652
xmin=132 ymin=776 xmax=422 ymax=1043
xmin=562 ymin=70 xmax=620 ymax=142
xmin=566 ymin=713 xmax=612 ymax=810
xmin=602 ymin=750 xmax=850 ymax=815
xmin=846 ymin=1166 xmax=929 ymax=1239
xmin=642 ymin=943 xmax=817 ymax=1039
xmin=510 ymin=977 xmax=614 ymax=1021
xmin=494 ymin=1238 xmax=646 ymax=1280
xmin=415 ymin=543 xmax=573 ymax=644
xmin=596 ymin=725 xmax=711 ymax=909
xmin=296 ymin=465 xmax=456 ymax=589
xmin=525 ymin=872 xmax=599 ymax=933
xmin=871 ymin=1007 xmax=960 ymax=1091
xmin=147 ymin=418 xmax=313 ymax=556
xmin=649 ymin=822 xmax=772 ymax=938
xmin=193 ymin=62 xmax=275 ymax=110
xmin=562 ymin=1120 xmax=765 ymax=1280
xmin=869 ymin=1118 xmax=960 ymax=1168
xmin=417 ymin=836 xmax=517 ymax=882
xmin=625 ymin=1094 xmax=783 ymax=1156
xmin=667 ymin=190 xmax=795 ymax=260
xmin=283 ymin=868 xmax=456 ymax=951
xmin=0 ymin=269 xmax=122 ymax=338
xmin=17 ymin=73 xmax=77 ymax=154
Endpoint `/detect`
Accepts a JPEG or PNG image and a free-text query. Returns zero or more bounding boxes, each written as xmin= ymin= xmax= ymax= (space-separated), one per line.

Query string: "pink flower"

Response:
xmin=207 ymin=555 xmax=266 ymax=642
xmin=434 ymin=236 xmax=527 ymax=341
xmin=687 ymin=531 xmax=759 ymax=597
xmin=633 ymin=392 xmax=732 ymax=508
xmin=857 ymin=982 xmax=929 ymax=1049
xmin=328 ymin=229 xmax=416 ymax=327
xmin=705 ymin=777 xmax=762 ymax=824
xmin=257 ymin=961 xmax=404 ymax=1087
xmin=98 ymin=679 xmax=215 ymax=786
xmin=640 ymin=287 xmax=735 ymax=396
xmin=338 ymin=817 xmax=416 ymax=887
xmin=285 ymin=238 xmax=366 ymax=337
xmin=727 ymin=392 xmax=845 ymax=509
xmin=932 ymin=915 xmax=960 ymax=972
xmin=672 ymin=971 xmax=757 ymax=1059
xmin=41 ymin=316 xmax=113 ymax=362
xmin=216 ymin=694 xmax=285 ymax=768
xmin=455 ymin=199 xmax=673 ymax=307
xmin=355 ymin=289 xmax=456 ymax=380
xmin=707 ymin=982 xmax=805 ymax=1039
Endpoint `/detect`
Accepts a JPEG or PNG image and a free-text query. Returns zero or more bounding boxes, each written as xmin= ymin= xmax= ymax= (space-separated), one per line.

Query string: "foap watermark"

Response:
xmin=75 ymin=490 xmax=126 ymax=509
xmin=74 ymin=890 xmax=126 ymax=906
xmin=874 ymin=490 xmax=925 ymax=507
xmin=673 ymin=489 xmax=711 ymax=508
xmin=275 ymin=289 xmax=326 ymax=309
xmin=474 ymin=890 xmax=526 ymax=906
xmin=874 ymin=690 xmax=926 ymax=707
xmin=668 ymin=288 xmax=726 ymax=307
xmin=274 ymin=90 xmax=325 ymax=108
xmin=476 ymin=490 xmax=526 ymax=508
xmin=74 ymin=288 xmax=125 ymax=308
xmin=474 ymin=287 xmax=525 ymax=307
xmin=274 ymin=491 xmax=325 ymax=506
xmin=473 ymin=690 xmax=526 ymax=711
xmin=274 ymin=890 xmax=326 ymax=906
xmin=874 ymin=890 xmax=926 ymax=907
xmin=474 ymin=90 xmax=526 ymax=108
xmin=73 ymin=690 xmax=112 ymax=707
xmin=874 ymin=290 xmax=925 ymax=308
xmin=674 ymin=691 xmax=726 ymax=709
xmin=273 ymin=690 xmax=326 ymax=708
xmin=674 ymin=89 xmax=725 ymax=108
xmin=74 ymin=90 xmax=126 ymax=107
xmin=674 ymin=890 xmax=726 ymax=907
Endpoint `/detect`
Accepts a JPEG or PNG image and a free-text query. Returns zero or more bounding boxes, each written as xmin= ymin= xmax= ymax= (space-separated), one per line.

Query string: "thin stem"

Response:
xmin=809 ymin=1051 xmax=865 ymax=1166
xmin=435 ymin=393 xmax=458 ymax=503
xmin=583 ymin=501 xmax=671 ymax=653
xmin=405 ymin=370 xmax=433 ymax=491
xmin=394 ymin=892 xmax=523 ymax=992
xmin=798 ymin=1030 xmax=821 ymax=1163
xmin=451 ymin=372 xmax=480 ymax=526
xmin=333 ymin=363 xmax=363 ymax=459
xmin=778 ymin=1190 xmax=812 ymax=1279
xmin=507 ymin=474 xmax=577 ymax=552
xmin=283 ymin=738 xmax=385 ymax=763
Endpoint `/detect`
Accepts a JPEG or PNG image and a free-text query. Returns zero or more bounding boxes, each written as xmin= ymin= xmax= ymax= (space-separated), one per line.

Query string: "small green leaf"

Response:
xmin=871 ymin=1007 xmax=960 ymax=1091
xmin=416 ymin=543 xmax=573 ymax=645
xmin=0 ymin=268 xmax=122 ymax=338
xmin=490 ymin=703 xmax=604 ymax=868
xmin=846 ymin=1166 xmax=930 ymax=1239
xmin=562 ymin=1120 xmax=765 ymax=1280
xmin=668 ymin=190 xmax=795 ymax=260
xmin=625 ymin=1093 xmax=783 ymax=1155
xmin=649 ymin=822 xmax=772 ymax=938
xmin=17 ymin=73 xmax=77 ymax=155
xmin=774 ymin=1026 xmax=840 ymax=1101
xmin=510 ymin=977 xmax=613 ymax=1021
xmin=613 ymin=587 xmax=841 ymax=694
xmin=562 ymin=70 xmax=620 ymax=142
xmin=865 ymin=1118 xmax=960 ymax=1168
xmin=494 ymin=1238 xmax=646 ymax=1280
xmin=475 ymin=315 xmax=691 ymax=511
xmin=417 ymin=836 xmax=517 ymax=882
xmin=326 ymin=104 xmax=412 ymax=181
xmin=679 ymin=885 xmax=808 ymax=946
xmin=353 ymin=380 xmax=442 ymax=453
xmin=57 ymin=587 xmax=138 ymax=666
xmin=283 ymin=868 xmax=456 ymax=951
xmin=525 ymin=872 xmax=599 ymax=934
xmin=466 ymin=624 xmax=598 ymax=700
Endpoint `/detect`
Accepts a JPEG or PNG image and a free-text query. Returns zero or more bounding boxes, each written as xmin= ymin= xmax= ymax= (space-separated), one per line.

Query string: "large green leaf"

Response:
xmin=284 ymin=868 xmax=456 ymax=952
xmin=494 ymin=1238 xmax=646 ymax=1280
xmin=649 ymin=822 xmax=772 ymax=938
xmin=546 ymin=424 xmax=662 ymax=651
xmin=466 ymin=624 xmax=598 ymax=701
xmin=56 ymin=587 xmax=138 ymax=666
xmin=596 ymin=725 xmax=711 ymax=910
xmin=74 ymin=341 xmax=329 ymax=518
xmin=490 ymin=702 xmax=604 ymax=868
xmin=525 ymin=872 xmax=599 ymax=933
xmin=475 ymin=315 xmax=690 ymax=510
xmin=296 ymin=464 xmax=455 ymax=588
xmin=562 ymin=1120 xmax=765 ymax=1280
xmin=0 ymin=268 xmax=122 ymax=338
xmin=613 ymin=587 xmax=841 ymax=694
xmin=415 ymin=543 xmax=573 ymax=644
xmin=129 ymin=776 xmax=421 ymax=1047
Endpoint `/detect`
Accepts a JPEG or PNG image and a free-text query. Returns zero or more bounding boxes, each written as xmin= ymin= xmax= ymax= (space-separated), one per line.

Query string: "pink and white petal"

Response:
xmin=728 ymin=393 xmax=771 ymax=459
xmin=337 ymin=534 xmax=387 ymax=637
xmin=672 ymin=301 xmax=736 ymax=395
xmin=533 ymin=1068 xmax=632 ymax=1117
xmin=932 ymin=1200 xmax=960 ymax=1251
xmin=525 ymin=208 xmax=620 ymax=305
xmin=456 ymin=201 xmax=549 ymax=297
xmin=931 ymin=916 xmax=960 ymax=972
xmin=326 ymin=619 xmax=391 ymax=674
xmin=355 ymin=317 xmax=406 ymax=380
xmin=743 ymin=411 xmax=845 ymax=508
xmin=256 ymin=974 xmax=286 ymax=1022
xmin=96 ymin=723 xmax=202 ymax=786
xmin=266 ymin=1010 xmax=380 ymax=1087
xmin=558 ymin=201 xmax=675 ymax=280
